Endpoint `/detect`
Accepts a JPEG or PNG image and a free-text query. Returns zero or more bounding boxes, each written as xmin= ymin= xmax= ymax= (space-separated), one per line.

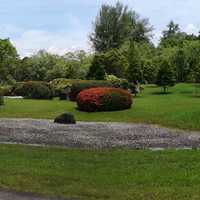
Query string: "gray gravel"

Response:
xmin=0 ymin=189 xmax=71 ymax=200
xmin=0 ymin=118 xmax=200 ymax=149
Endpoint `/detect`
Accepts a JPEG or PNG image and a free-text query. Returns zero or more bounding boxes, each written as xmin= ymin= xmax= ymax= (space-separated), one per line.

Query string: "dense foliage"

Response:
xmin=90 ymin=2 xmax=152 ymax=52
xmin=77 ymin=87 xmax=133 ymax=112
xmin=0 ymin=2 xmax=200 ymax=95
xmin=69 ymin=80 xmax=115 ymax=101
xmin=88 ymin=49 xmax=128 ymax=79
xmin=15 ymin=81 xmax=54 ymax=99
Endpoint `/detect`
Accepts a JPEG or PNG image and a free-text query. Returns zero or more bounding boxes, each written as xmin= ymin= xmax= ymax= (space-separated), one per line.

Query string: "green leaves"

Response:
xmin=90 ymin=2 xmax=152 ymax=52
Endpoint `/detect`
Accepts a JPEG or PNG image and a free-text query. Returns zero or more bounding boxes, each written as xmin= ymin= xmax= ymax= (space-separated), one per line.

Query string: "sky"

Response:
xmin=0 ymin=0 xmax=200 ymax=57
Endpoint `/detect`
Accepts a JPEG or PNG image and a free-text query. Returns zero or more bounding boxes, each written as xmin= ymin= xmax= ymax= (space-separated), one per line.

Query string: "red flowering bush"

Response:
xmin=76 ymin=87 xmax=133 ymax=112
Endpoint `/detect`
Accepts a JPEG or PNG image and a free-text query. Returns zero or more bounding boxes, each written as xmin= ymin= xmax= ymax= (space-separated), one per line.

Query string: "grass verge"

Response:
xmin=0 ymin=144 xmax=200 ymax=200
xmin=0 ymin=83 xmax=200 ymax=130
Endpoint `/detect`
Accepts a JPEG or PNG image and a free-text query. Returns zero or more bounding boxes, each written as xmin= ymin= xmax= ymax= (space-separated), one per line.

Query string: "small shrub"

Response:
xmin=0 ymin=85 xmax=14 ymax=96
xmin=54 ymin=112 xmax=76 ymax=124
xmin=15 ymin=81 xmax=54 ymax=99
xmin=49 ymin=78 xmax=77 ymax=97
xmin=105 ymin=74 xmax=131 ymax=89
xmin=77 ymin=87 xmax=133 ymax=112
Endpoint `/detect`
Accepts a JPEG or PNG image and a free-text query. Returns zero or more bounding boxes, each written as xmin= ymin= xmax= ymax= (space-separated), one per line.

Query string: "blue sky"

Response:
xmin=0 ymin=0 xmax=200 ymax=57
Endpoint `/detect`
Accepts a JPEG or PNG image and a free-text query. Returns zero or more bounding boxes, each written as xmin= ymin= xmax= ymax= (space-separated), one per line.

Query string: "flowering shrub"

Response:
xmin=76 ymin=87 xmax=133 ymax=112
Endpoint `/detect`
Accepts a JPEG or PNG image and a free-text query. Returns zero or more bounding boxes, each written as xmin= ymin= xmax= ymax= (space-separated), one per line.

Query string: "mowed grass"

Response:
xmin=0 ymin=144 xmax=200 ymax=200
xmin=0 ymin=83 xmax=200 ymax=130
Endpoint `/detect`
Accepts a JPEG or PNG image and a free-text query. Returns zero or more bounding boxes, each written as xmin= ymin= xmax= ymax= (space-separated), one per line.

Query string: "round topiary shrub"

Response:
xmin=54 ymin=112 xmax=76 ymax=124
xmin=76 ymin=87 xmax=133 ymax=112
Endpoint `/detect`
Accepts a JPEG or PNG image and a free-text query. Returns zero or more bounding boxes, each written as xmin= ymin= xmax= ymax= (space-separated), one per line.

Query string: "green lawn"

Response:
xmin=0 ymin=83 xmax=200 ymax=130
xmin=0 ymin=144 xmax=200 ymax=200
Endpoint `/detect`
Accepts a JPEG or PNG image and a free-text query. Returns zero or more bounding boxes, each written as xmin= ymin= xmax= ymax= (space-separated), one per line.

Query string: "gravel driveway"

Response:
xmin=0 ymin=189 xmax=70 ymax=200
xmin=0 ymin=118 xmax=200 ymax=149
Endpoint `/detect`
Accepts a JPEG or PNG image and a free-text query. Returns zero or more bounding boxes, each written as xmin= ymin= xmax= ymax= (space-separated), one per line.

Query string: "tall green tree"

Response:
xmin=0 ymin=38 xmax=19 ymax=84
xmin=156 ymin=50 xmax=177 ymax=93
xmin=160 ymin=21 xmax=186 ymax=48
xmin=175 ymin=47 xmax=188 ymax=82
xmin=87 ymin=53 xmax=106 ymax=80
xmin=126 ymin=42 xmax=142 ymax=83
xmin=90 ymin=2 xmax=152 ymax=52
xmin=88 ymin=49 xmax=128 ymax=80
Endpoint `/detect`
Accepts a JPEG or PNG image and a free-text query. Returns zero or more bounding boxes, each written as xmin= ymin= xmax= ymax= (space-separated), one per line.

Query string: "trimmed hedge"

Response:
xmin=50 ymin=78 xmax=130 ymax=101
xmin=50 ymin=78 xmax=134 ymax=101
xmin=69 ymin=80 xmax=114 ymax=101
xmin=14 ymin=81 xmax=54 ymax=99
xmin=76 ymin=87 xmax=133 ymax=112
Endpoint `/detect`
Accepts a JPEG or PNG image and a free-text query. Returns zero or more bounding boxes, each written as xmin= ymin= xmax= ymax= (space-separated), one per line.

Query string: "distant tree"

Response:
xmin=156 ymin=58 xmax=176 ymax=93
xmin=64 ymin=50 xmax=92 ymax=79
xmin=174 ymin=48 xmax=188 ymax=82
xmin=0 ymin=38 xmax=19 ymax=84
xmin=90 ymin=2 xmax=152 ymax=52
xmin=88 ymin=49 xmax=128 ymax=80
xmin=15 ymin=57 xmax=34 ymax=81
xmin=103 ymin=49 xmax=128 ymax=78
xmin=163 ymin=21 xmax=180 ymax=39
xmin=160 ymin=21 xmax=186 ymax=48
xmin=126 ymin=42 xmax=142 ymax=82
xmin=87 ymin=53 xmax=106 ymax=80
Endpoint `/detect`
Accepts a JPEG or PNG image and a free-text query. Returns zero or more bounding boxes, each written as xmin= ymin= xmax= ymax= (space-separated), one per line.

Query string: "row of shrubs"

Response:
xmin=0 ymin=78 xmax=134 ymax=112
xmin=1 ymin=82 xmax=54 ymax=100
xmin=49 ymin=78 xmax=134 ymax=100
xmin=1 ymin=78 xmax=135 ymax=101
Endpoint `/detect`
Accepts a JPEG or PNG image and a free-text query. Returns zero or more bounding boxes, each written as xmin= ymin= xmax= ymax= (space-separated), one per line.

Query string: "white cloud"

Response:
xmin=184 ymin=24 xmax=199 ymax=35
xmin=12 ymin=29 xmax=91 ymax=57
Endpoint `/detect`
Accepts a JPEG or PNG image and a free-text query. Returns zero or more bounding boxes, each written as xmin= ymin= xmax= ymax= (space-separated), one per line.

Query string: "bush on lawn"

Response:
xmin=15 ymin=81 xmax=54 ymax=99
xmin=69 ymin=80 xmax=115 ymax=101
xmin=50 ymin=78 xmax=134 ymax=101
xmin=54 ymin=112 xmax=76 ymax=124
xmin=0 ymin=85 xmax=14 ymax=96
xmin=77 ymin=87 xmax=133 ymax=112
xmin=49 ymin=78 xmax=79 ymax=97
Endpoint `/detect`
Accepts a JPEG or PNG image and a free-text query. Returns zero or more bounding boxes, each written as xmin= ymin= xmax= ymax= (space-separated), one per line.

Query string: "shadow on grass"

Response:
xmin=151 ymin=91 xmax=173 ymax=95
xmin=180 ymin=91 xmax=194 ymax=94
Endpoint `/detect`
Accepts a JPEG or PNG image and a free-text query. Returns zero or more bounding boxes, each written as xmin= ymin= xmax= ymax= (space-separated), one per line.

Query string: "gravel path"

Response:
xmin=0 ymin=189 xmax=70 ymax=200
xmin=0 ymin=118 xmax=200 ymax=149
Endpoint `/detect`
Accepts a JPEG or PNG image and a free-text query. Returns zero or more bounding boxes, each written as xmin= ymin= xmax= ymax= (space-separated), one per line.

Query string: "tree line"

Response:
xmin=0 ymin=2 xmax=200 ymax=91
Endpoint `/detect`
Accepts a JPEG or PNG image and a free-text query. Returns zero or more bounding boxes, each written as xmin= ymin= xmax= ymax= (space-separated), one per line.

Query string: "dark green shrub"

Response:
xmin=54 ymin=112 xmax=76 ymax=124
xmin=69 ymin=80 xmax=114 ymax=101
xmin=0 ymin=85 xmax=14 ymax=96
xmin=50 ymin=78 xmax=134 ymax=101
xmin=15 ymin=81 xmax=54 ymax=99
xmin=77 ymin=87 xmax=133 ymax=112
xmin=88 ymin=49 xmax=128 ymax=80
